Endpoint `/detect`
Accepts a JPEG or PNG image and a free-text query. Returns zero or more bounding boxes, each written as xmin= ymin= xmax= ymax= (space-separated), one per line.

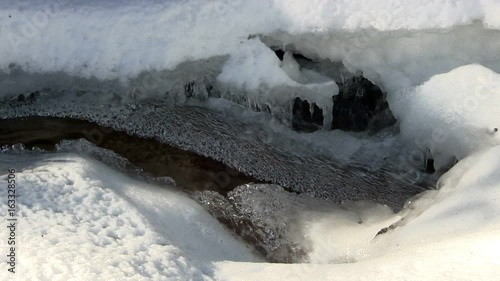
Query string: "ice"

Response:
xmin=217 ymin=38 xmax=338 ymax=127
xmin=195 ymin=184 xmax=399 ymax=263
xmin=262 ymin=23 xmax=500 ymax=94
xmin=2 ymin=1 xmax=500 ymax=135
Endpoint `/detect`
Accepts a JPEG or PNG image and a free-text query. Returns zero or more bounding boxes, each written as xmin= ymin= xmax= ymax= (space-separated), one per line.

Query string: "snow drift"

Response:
xmin=1 ymin=0 xmax=500 ymax=126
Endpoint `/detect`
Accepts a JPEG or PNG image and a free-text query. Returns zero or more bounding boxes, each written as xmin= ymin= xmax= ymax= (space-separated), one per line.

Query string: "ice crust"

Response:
xmin=1 ymin=1 xmax=500 ymax=127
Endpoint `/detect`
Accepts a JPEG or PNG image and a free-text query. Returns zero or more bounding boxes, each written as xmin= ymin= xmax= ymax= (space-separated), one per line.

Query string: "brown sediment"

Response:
xmin=0 ymin=116 xmax=261 ymax=195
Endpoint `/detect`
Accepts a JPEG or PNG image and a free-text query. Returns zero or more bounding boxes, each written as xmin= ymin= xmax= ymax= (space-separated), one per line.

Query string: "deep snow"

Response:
xmin=0 ymin=0 xmax=500 ymax=280
xmin=1 ymin=131 xmax=499 ymax=280
xmin=0 ymin=152 xmax=259 ymax=281
xmin=1 ymin=0 xmax=500 ymax=118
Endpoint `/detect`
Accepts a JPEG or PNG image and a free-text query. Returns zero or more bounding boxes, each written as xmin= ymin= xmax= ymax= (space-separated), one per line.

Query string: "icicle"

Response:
xmin=322 ymin=104 xmax=333 ymax=130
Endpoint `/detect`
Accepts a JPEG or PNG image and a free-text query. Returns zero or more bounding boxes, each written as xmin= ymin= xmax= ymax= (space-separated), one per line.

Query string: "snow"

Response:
xmin=215 ymin=144 xmax=500 ymax=280
xmin=1 ymin=0 xmax=500 ymax=93
xmin=1 ymin=0 xmax=500 ymax=280
xmin=1 ymin=0 xmax=500 ymax=129
xmin=0 ymin=153 xmax=258 ymax=281
xmin=1 ymin=0 xmax=500 ymax=133
xmin=2 ymin=144 xmax=498 ymax=280
xmin=389 ymin=64 xmax=500 ymax=170
xmin=216 ymin=38 xmax=338 ymax=126
xmin=1 ymin=111 xmax=500 ymax=280
xmin=215 ymin=230 xmax=499 ymax=281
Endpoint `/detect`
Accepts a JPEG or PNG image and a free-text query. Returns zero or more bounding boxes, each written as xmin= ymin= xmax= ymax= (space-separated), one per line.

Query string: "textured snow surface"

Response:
xmin=1 ymin=143 xmax=499 ymax=280
xmin=1 ymin=0 xmax=500 ymax=93
xmin=390 ymin=64 xmax=500 ymax=170
xmin=0 ymin=153 xmax=258 ymax=281
xmin=215 ymin=145 xmax=500 ymax=280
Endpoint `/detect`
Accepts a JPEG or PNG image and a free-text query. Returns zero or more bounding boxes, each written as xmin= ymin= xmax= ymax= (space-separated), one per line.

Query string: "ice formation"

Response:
xmin=1 ymin=0 xmax=500 ymax=126
xmin=0 ymin=0 xmax=500 ymax=280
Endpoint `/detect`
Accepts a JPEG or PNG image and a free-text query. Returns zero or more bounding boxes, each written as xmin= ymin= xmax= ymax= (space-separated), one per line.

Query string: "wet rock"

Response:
xmin=27 ymin=91 xmax=40 ymax=101
xmin=16 ymin=94 xmax=25 ymax=102
xmin=184 ymin=81 xmax=195 ymax=97
xmin=332 ymin=76 xmax=396 ymax=133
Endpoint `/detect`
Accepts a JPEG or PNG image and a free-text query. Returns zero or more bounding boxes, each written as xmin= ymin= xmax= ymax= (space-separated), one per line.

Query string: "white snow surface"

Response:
xmin=218 ymin=145 xmax=500 ymax=280
xmin=389 ymin=64 xmax=500 ymax=170
xmin=1 ymin=0 xmax=500 ymax=91
xmin=0 ymin=153 xmax=258 ymax=281
xmin=1 ymin=143 xmax=499 ymax=280
xmin=1 ymin=0 xmax=500 ymax=127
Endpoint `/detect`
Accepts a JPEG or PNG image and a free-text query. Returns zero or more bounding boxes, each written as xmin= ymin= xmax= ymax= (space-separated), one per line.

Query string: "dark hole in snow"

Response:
xmin=425 ymin=157 xmax=435 ymax=174
xmin=271 ymin=47 xmax=397 ymax=134
xmin=273 ymin=49 xmax=313 ymax=63
xmin=292 ymin=97 xmax=324 ymax=132
xmin=332 ymin=76 xmax=396 ymax=133
xmin=290 ymin=75 xmax=397 ymax=134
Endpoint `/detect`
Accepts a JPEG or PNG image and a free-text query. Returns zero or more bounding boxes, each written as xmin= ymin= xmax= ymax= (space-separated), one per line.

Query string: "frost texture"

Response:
xmin=0 ymin=91 xmax=424 ymax=211
xmin=195 ymin=184 xmax=398 ymax=263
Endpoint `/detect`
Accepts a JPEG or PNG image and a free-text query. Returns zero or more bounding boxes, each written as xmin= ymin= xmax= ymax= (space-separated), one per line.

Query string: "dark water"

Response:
xmin=0 ymin=116 xmax=261 ymax=195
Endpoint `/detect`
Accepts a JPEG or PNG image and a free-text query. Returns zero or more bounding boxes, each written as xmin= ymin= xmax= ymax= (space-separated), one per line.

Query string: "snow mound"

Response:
xmin=0 ymin=153 xmax=258 ymax=281
xmin=214 ymin=144 xmax=500 ymax=280
xmin=389 ymin=64 xmax=500 ymax=170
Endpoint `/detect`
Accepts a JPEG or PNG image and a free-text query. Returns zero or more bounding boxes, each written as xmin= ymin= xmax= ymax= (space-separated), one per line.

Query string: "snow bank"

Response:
xmin=1 ymin=0 xmax=500 ymax=94
xmin=1 ymin=0 xmax=500 ymax=132
xmin=370 ymin=145 xmax=500 ymax=257
xmin=215 ymin=144 xmax=500 ymax=280
xmin=389 ymin=64 xmax=500 ymax=170
xmin=0 ymin=153 xmax=257 ymax=281
xmin=263 ymin=23 xmax=500 ymax=94
xmin=1 ymin=141 xmax=499 ymax=280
